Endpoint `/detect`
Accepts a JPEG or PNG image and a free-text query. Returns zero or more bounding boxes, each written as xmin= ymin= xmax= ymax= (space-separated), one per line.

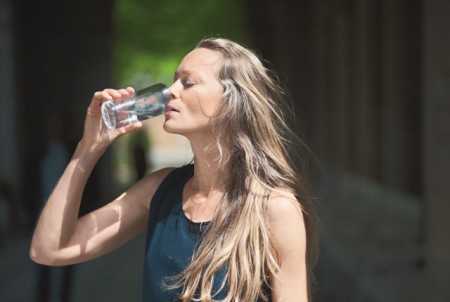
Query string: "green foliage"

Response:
xmin=113 ymin=0 xmax=247 ymax=87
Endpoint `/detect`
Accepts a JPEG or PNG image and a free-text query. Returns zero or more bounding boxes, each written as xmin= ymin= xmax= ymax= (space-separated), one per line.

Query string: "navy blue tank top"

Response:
xmin=142 ymin=165 xmax=271 ymax=301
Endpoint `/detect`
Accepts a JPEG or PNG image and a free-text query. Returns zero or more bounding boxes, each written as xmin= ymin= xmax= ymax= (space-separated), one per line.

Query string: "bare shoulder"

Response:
xmin=267 ymin=190 xmax=308 ymax=301
xmin=267 ymin=190 xmax=304 ymax=223
xmin=124 ymin=167 xmax=175 ymax=210
xmin=140 ymin=167 xmax=175 ymax=186
xmin=267 ymin=190 xmax=307 ymax=257
xmin=267 ymin=192 xmax=309 ymax=302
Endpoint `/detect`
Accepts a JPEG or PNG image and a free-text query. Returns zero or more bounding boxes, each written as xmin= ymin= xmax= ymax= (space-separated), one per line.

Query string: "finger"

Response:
xmin=126 ymin=87 xmax=135 ymax=95
xmin=118 ymin=88 xmax=132 ymax=99
xmin=89 ymin=91 xmax=113 ymax=117
xmin=103 ymin=89 xmax=122 ymax=100
xmin=92 ymin=90 xmax=111 ymax=102
xmin=92 ymin=90 xmax=115 ymax=105
xmin=116 ymin=121 xmax=143 ymax=136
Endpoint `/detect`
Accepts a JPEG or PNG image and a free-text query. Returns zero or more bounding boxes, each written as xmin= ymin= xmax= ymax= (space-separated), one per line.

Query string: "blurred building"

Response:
xmin=243 ymin=0 xmax=450 ymax=301
xmin=0 ymin=0 xmax=449 ymax=301
xmin=1 ymin=0 xmax=115 ymax=234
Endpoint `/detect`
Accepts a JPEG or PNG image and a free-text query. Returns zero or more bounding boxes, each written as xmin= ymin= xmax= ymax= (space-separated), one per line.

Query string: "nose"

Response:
xmin=168 ymin=80 xmax=181 ymax=99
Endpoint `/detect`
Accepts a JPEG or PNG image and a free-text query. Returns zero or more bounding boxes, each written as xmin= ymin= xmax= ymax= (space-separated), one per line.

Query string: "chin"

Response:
xmin=162 ymin=122 xmax=176 ymax=134
xmin=163 ymin=121 xmax=185 ymax=135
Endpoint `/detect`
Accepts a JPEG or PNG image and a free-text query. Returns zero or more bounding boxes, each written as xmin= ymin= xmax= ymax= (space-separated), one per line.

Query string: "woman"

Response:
xmin=30 ymin=38 xmax=318 ymax=302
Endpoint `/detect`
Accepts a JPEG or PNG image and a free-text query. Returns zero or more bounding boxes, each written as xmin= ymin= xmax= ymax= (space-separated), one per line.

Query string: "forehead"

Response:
xmin=177 ymin=48 xmax=222 ymax=77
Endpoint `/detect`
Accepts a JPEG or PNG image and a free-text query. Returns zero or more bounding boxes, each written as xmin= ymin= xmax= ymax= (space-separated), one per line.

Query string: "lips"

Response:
xmin=165 ymin=105 xmax=179 ymax=113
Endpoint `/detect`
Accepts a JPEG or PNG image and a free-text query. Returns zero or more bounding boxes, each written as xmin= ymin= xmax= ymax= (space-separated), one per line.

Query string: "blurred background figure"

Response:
xmin=129 ymin=129 xmax=151 ymax=180
xmin=0 ymin=178 xmax=14 ymax=247
xmin=37 ymin=110 xmax=74 ymax=302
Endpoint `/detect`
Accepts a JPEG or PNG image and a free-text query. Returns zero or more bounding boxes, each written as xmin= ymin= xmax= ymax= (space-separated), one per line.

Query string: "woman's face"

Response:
xmin=163 ymin=48 xmax=223 ymax=137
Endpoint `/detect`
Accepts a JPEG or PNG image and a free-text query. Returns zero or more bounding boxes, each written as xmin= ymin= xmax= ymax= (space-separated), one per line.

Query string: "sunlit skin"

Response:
xmin=164 ymin=48 xmax=230 ymax=202
xmin=164 ymin=48 xmax=223 ymax=138
xmin=29 ymin=47 xmax=308 ymax=302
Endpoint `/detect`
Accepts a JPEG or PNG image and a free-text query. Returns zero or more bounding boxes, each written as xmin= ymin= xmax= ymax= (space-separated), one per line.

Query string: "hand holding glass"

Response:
xmin=101 ymin=83 xmax=170 ymax=130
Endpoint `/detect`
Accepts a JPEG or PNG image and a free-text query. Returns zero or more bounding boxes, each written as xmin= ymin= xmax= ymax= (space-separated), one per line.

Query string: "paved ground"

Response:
xmin=0 ymin=145 xmax=192 ymax=302
xmin=0 ymin=233 xmax=146 ymax=302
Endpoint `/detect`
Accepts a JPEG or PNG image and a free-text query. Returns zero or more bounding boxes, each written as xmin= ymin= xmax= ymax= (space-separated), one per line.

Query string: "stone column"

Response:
xmin=379 ymin=0 xmax=422 ymax=195
xmin=423 ymin=0 xmax=450 ymax=301
xmin=0 ymin=0 xmax=17 ymax=187
xmin=350 ymin=0 xmax=382 ymax=180
xmin=12 ymin=0 xmax=114 ymax=225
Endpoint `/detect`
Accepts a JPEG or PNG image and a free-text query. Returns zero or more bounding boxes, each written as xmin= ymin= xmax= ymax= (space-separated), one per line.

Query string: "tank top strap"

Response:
xmin=145 ymin=165 xmax=194 ymax=247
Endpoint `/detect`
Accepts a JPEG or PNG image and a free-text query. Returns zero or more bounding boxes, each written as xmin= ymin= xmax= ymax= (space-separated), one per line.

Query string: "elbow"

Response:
xmin=29 ymin=247 xmax=48 ymax=265
xmin=29 ymin=244 xmax=58 ymax=266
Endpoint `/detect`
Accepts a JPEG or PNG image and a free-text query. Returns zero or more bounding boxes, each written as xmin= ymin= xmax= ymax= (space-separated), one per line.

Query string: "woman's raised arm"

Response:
xmin=30 ymin=88 xmax=170 ymax=265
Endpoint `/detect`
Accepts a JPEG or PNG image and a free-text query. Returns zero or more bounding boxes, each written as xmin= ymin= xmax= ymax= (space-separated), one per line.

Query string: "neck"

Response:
xmin=188 ymin=133 xmax=231 ymax=194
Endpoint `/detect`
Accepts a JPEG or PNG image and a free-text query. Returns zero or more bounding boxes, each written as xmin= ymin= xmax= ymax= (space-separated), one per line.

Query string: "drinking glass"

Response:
xmin=101 ymin=83 xmax=170 ymax=130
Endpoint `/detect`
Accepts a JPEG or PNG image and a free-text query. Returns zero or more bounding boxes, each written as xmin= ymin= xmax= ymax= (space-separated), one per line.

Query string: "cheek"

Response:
xmin=199 ymin=89 xmax=223 ymax=118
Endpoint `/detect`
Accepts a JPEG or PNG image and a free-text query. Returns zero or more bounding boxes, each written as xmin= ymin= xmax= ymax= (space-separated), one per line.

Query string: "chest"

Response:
xmin=142 ymin=201 xmax=224 ymax=301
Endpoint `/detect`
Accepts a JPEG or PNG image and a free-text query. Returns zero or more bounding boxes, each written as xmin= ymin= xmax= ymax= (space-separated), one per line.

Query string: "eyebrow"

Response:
xmin=174 ymin=69 xmax=202 ymax=80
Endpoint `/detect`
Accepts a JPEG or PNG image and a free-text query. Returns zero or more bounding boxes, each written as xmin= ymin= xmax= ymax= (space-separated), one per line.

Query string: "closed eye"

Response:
xmin=182 ymin=79 xmax=195 ymax=88
xmin=173 ymin=69 xmax=199 ymax=88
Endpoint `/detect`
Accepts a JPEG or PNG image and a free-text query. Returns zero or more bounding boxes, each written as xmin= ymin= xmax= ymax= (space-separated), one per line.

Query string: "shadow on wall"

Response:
xmin=314 ymin=170 xmax=424 ymax=302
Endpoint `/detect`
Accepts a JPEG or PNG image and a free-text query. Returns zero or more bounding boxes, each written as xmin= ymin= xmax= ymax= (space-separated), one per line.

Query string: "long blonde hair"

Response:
xmin=169 ymin=38 xmax=318 ymax=302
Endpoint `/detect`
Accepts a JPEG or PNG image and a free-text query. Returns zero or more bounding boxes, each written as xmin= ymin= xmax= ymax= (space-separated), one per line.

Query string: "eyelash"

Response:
xmin=181 ymin=79 xmax=195 ymax=88
xmin=173 ymin=74 xmax=196 ymax=88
